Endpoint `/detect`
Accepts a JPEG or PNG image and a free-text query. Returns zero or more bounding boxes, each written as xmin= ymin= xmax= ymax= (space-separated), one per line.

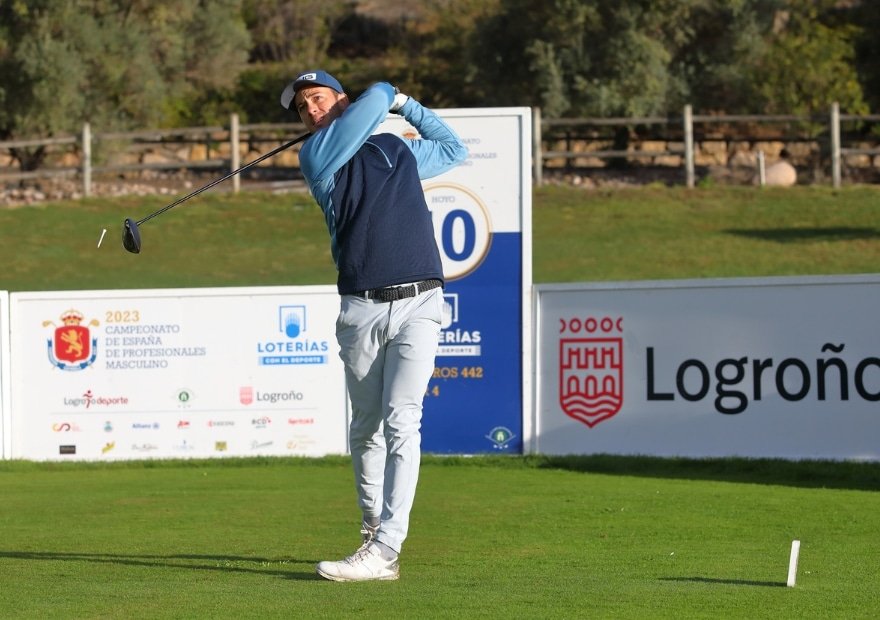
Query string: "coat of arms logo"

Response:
xmin=559 ymin=316 xmax=624 ymax=428
xmin=44 ymin=309 xmax=99 ymax=371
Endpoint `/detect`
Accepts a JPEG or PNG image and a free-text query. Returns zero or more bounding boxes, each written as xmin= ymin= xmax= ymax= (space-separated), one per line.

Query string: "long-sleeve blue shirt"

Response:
xmin=298 ymin=82 xmax=468 ymax=294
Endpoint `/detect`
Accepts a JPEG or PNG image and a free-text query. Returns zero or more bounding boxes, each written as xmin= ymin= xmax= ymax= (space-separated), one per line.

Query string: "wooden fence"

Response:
xmin=534 ymin=103 xmax=880 ymax=188
xmin=2 ymin=105 xmax=879 ymax=193
xmin=0 ymin=116 xmax=307 ymax=195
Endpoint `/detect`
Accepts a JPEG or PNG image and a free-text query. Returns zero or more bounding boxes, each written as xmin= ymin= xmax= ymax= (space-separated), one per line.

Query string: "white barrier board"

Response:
xmin=9 ymin=286 xmax=347 ymax=461
xmin=1 ymin=290 xmax=9 ymax=459
xmin=534 ymin=275 xmax=880 ymax=460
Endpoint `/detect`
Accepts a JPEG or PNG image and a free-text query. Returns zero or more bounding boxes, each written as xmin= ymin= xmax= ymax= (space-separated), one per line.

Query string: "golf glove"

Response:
xmin=390 ymin=88 xmax=409 ymax=114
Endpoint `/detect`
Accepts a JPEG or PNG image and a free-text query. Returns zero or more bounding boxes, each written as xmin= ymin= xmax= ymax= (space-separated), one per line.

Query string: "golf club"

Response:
xmin=122 ymin=131 xmax=311 ymax=253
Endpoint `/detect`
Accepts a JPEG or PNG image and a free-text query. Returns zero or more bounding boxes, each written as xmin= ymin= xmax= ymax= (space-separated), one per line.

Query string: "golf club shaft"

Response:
xmin=136 ymin=132 xmax=310 ymax=225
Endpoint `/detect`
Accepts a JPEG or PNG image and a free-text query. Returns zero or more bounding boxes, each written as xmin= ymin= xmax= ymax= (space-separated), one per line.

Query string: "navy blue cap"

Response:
xmin=280 ymin=70 xmax=344 ymax=110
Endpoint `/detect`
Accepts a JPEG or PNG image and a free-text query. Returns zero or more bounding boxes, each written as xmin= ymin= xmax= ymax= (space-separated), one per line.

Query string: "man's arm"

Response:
xmin=300 ymin=82 xmax=396 ymax=183
xmin=395 ymin=98 xmax=468 ymax=179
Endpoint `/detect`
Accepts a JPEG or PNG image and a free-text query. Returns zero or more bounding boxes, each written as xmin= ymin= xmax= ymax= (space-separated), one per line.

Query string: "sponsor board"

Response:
xmin=378 ymin=109 xmax=532 ymax=453
xmin=8 ymin=286 xmax=346 ymax=460
xmin=535 ymin=276 xmax=880 ymax=460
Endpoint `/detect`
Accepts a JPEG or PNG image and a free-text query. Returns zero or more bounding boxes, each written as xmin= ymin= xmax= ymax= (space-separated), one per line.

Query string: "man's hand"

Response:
xmin=390 ymin=90 xmax=409 ymax=114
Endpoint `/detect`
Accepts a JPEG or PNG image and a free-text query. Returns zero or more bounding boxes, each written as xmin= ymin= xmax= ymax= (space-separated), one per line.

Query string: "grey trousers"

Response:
xmin=336 ymin=286 xmax=442 ymax=553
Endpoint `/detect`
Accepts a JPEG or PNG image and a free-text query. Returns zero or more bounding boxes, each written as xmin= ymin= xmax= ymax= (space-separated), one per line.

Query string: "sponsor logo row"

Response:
xmin=51 ymin=417 xmax=317 ymax=433
xmin=58 ymin=387 xmax=308 ymax=410
xmin=57 ymin=436 xmax=322 ymax=457
xmin=51 ymin=423 xmax=516 ymax=454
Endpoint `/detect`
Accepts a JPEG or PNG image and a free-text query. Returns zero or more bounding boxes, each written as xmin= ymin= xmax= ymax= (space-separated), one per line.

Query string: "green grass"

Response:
xmin=0 ymin=192 xmax=337 ymax=292
xmin=532 ymin=184 xmax=880 ymax=282
xmin=0 ymin=455 xmax=878 ymax=618
xmin=1 ymin=184 xmax=878 ymax=291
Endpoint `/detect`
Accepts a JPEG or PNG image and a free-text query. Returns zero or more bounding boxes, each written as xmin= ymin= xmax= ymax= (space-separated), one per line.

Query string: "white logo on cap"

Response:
xmin=298 ymin=72 xmax=317 ymax=81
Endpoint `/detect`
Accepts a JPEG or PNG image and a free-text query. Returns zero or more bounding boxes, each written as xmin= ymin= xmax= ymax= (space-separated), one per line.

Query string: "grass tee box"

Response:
xmin=0 ymin=455 xmax=878 ymax=618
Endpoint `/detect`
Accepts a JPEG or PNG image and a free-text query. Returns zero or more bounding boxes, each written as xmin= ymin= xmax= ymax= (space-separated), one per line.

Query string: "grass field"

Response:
xmin=1 ymin=456 xmax=879 ymax=619
xmin=1 ymin=185 xmax=878 ymax=617
xmin=0 ymin=184 xmax=878 ymax=291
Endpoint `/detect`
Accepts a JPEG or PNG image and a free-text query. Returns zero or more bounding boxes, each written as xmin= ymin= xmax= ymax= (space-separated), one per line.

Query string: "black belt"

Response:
xmin=354 ymin=279 xmax=442 ymax=302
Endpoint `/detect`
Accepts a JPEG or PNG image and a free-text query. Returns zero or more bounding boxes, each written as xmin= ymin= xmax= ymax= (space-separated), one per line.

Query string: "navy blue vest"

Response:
xmin=330 ymin=133 xmax=444 ymax=294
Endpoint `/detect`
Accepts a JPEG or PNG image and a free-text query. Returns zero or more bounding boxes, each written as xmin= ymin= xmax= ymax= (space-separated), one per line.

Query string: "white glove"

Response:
xmin=390 ymin=91 xmax=409 ymax=114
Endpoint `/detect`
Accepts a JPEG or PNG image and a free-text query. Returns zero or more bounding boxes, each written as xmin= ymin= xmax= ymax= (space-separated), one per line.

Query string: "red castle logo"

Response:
xmin=559 ymin=316 xmax=624 ymax=428
xmin=44 ymin=309 xmax=99 ymax=371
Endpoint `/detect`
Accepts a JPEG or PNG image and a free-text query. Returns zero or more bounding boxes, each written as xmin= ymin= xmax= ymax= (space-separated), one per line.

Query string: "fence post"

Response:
xmin=757 ymin=150 xmax=766 ymax=187
xmin=684 ymin=104 xmax=694 ymax=188
xmin=230 ymin=113 xmax=241 ymax=194
xmin=831 ymin=102 xmax=841 ymax=189
xmin=82 ymin=122 xmax=92 ymax=197
xmin=532 ymin=107 xmax=543 ymax=187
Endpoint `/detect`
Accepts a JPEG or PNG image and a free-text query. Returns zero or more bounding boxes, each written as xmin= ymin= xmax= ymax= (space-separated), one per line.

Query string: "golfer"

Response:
xmin=280 ymin=70 xmax=467 ymax=581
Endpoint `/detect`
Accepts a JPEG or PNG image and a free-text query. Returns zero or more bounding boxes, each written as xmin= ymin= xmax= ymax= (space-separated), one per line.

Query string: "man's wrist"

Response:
xmin=390 ymin=91 xmax=410 ymax=114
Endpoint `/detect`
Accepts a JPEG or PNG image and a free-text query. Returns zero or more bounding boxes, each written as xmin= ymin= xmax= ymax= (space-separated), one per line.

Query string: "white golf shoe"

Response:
xmin=316 ymin=542 xmax=400 ymax=582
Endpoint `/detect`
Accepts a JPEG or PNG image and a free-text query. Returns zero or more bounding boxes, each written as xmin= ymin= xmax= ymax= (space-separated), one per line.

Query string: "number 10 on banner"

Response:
xmin=425 ymin=184 xmax=493 ymax=281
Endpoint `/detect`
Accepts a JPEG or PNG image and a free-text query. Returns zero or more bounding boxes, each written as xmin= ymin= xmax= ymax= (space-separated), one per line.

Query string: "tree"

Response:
xmin=386 ymin=0 xmax=500 ymax=108
xmin=852 ymin=1 xmax=880 ymax=112
xmin=0 ymin=0 xmax=250 ymax=170
xmin=242 ymin=0 xmax=346 ymax=65
xmin=464 ymin=0 xmax=733 ymax=118
xmin=668 ymin=0 xmax=785 ymax=114
xmin=450 ymin=0 xmax=866 ymax=119
xmin=750 ymin=0 xmax=866 ymax=116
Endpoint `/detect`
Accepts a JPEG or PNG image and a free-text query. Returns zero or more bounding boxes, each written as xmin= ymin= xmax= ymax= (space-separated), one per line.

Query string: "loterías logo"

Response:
xmin=43 ymin=309 xmax=100 ymax=371
xmin=559 ymin=316 xmax=624 ymax=428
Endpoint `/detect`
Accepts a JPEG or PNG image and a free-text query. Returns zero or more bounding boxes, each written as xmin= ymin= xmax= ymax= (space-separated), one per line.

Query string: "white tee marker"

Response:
xmin=786 ymin=540 xmax=801 ymax=587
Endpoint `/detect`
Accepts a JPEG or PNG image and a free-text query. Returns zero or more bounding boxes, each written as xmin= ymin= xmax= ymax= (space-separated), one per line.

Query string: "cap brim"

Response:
xmin=280 ymin=82 xmax=297 ymax=110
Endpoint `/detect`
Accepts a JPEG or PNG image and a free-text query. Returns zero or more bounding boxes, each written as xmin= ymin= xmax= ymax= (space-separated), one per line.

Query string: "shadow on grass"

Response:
xmin=723 ymin=226 xmax=880 ymax=243
xmin=658 ymin=576 xmax=785 ymax=588
xmin=0 ymin=550 xmax=323 ymax=581
xmin=518 ymin=454 xmax=880 ymax=492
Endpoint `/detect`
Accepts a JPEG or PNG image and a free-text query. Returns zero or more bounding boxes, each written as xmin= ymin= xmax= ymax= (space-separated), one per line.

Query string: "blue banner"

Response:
xmin=423 ymin=233 xmax=523 ymax=453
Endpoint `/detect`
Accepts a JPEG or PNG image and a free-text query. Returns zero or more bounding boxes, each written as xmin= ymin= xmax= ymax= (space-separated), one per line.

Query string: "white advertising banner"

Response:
xmin=9 ymin=285 xmax=347 ymax=461
xmin=1 ymin=290 xmax=10 ymax=459
xmin=534 ymin=275 xmax=880 ymax=460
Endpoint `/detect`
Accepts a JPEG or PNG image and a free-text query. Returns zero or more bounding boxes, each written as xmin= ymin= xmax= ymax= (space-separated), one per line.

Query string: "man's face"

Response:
xmin=294 ymin=86 xmax=349 ymax=133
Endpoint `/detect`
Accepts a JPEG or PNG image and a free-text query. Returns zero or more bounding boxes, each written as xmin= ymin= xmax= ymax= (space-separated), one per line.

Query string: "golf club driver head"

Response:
xmin=122 ymin=218 xmax=142 ymax=254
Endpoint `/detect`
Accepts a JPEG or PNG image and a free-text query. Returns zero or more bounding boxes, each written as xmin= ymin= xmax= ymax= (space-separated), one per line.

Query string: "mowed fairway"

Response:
xmin=0 ymin=457 xmax=878 ymax=618
xmin=1 ymin=185 xmax=879 ymax=617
